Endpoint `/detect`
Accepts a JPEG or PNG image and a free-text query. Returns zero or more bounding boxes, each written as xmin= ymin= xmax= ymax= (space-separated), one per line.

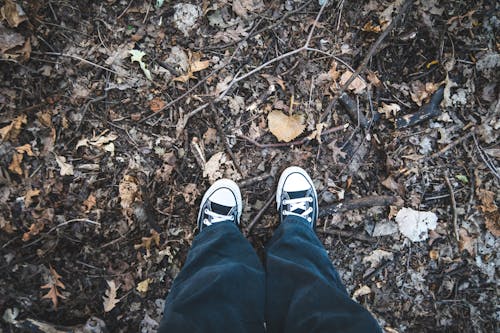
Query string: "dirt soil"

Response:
xmin=1 ymin=0 xmax=499 ymax=332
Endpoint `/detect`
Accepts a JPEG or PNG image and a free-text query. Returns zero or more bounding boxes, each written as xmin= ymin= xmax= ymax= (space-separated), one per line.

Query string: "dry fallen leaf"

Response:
xmin=103 ymin=280 xmax=120 ymax=312
xmin=119 ymin=175 xmax=140 ymax=224
xmin=136 ymin=278 xmax=151 ymax=293
xmin=8 ymin=152 xmax=23 ymax=175
xmin=339 ymin=71 xmax=367 ymax=94
xmin=149 ymin=97 xmax=165 ymax=112
xmin=0 ymin=114 xmax=27 ymax=141
xmin=22 ymin=221 xmax=45 ymax=241
xmin=232 ymin=0 xmax=264 ymax=19
xmin=477 ymin=189 xmax=500 ymax=237
xmin=395 ymin=207 xmax=438 ymax=242
xmin=55 ymin=155 xmax=74 ymax=176
xmin=0 ymin=22 xmax=24 ymax=53
xmin=134 ymin=229 xmax=160 ymax=257
xmin=458 ymin=228 xmax=476 ymax=256
xmin=268 ymin=110 xmax=305 ymax=143
xmin=182 ymin=183 xmax=200 ymax=205
xmin=203 ymin=152 xmax=241 ymax=183
xmin=410 ymin=80 xmax=438 ymax=106
xmin=41 ymin=266 xmax=66 ymax=309
xmin=15 ymin=143 xmax=34 ymax=156
xmin=1 ymin=0 xmax=28 ymax=28
xmin=24 ymin=188 xmax=40 ymax=207
xmin=83 ymin=193 xmax=96 ymax=213
xmin=352 ymin=285 xmax=372 ymax=301
xmin=378 ymin=102 xmax=401 ymax=118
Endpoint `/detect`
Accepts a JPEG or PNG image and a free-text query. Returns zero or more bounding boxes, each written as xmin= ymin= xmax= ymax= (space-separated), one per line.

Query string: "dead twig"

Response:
xmin=240 ymin=172 xmax=273 ymax=187
xmin=321 ymin=0 xmax=413 ymax=122
xmin=319 ymin=229 xmax=377 ymax=243
xmin=37 ymin=52 xmax=125 ymax=77
xmin=238 ymin=124 xmax=348 ymax=149
xmin=444 ymin=173 xmax=459 ymax=242
xmin=319 ymin=195 xmax=396 ymax=217
xmin=246 ymin=192 xmax=275 ymax=234
xmin=209 ymin=100 xmax=245 ymax=177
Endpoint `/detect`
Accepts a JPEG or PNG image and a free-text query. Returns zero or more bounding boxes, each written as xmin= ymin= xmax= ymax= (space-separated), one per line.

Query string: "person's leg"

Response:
xmin=159 ymin=180 xmax=265 ymax=333
xmin=265 ymin=167 xmax=382 ymax=333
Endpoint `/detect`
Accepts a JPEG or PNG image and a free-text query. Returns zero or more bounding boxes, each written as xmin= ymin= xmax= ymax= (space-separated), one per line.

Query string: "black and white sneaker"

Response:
xmin=197 ymin=179 xmax=242 ymax=232
xmin=276 ymin=166 xmax=318 ymax=229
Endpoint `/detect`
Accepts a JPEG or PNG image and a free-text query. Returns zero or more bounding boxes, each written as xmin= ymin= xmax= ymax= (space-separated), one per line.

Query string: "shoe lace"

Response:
xmin=203 ymin=209 xmax=234 ymax=227
xmin=282 ymin=197 xmax=313 ymax=222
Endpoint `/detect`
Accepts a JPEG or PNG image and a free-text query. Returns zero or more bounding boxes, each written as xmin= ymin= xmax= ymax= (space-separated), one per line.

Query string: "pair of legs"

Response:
xmin=159 ymin=167 xmax=381 ymax=333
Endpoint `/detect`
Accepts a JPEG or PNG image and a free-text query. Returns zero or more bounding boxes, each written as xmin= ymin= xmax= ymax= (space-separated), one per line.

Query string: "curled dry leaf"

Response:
xmin=1 ymin=0 xmax=27 ymax=28
xmin=22 ymin=221 xmax=45 ymax=241
xmin=136 ymin=278 xmax=151 ymax=293
xmin=232 ymin=0 xmax=264 ymax=19
xmin=458 ymin=228 xmax=476 ymax=256
xmin=183 ymin=183 xmax=200 ymax=205
xmin=352 ymin=285 xmax=372 ymax=301
xmin=0 ymin=114 xmax=26 ymax=141
xmin=8 ymin=152 xmax=23 ymax=175
xmin=267 ymin=110 xmax=305 ymax=143
xmin=55 ymin=155 xmax=74 ymax=176
xmin=103 ymin=280 xmax=120 ymax=312
xmin=24 ymin=188 xmax=40 ymax=207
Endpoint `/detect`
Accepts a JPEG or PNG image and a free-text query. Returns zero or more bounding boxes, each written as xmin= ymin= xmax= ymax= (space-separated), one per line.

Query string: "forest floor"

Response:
xmin=0 ymin=0 xmax=499 ymax=332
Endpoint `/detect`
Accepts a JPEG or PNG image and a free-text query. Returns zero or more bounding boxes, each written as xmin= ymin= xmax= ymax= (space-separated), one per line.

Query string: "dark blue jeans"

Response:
xmin=158 ymin=216 xmax=382 ymax=333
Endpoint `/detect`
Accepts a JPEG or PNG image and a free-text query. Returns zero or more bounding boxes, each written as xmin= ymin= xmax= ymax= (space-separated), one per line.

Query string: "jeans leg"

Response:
xmin=265 ymin=216 xmax=382 ymax=333
xmin=158 ymin=222 xmax=266 ymax=333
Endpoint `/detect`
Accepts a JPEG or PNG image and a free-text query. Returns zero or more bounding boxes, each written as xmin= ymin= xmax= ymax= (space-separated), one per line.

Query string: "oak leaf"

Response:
xmin=0 ymin=114 xmax=27 ymax=141
xmin=41 ymin=266 xmax=66 ymax=309
xmin=103 ymin=280 xmax=120 ymax=312
xmin=267 ymin=110 xmax=305 ymax=143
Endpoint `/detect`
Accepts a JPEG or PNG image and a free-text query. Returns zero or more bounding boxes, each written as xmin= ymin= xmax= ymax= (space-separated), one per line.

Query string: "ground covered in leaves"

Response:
xmin=1 ymin=0 xmax=499 ymax=332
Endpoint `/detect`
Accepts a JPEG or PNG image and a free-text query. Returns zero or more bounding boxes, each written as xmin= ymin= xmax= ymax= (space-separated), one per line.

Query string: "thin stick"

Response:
xmin=444 ymin=174 xmax=459 ymax=242
xmin=319 ymin=229 xmax=377 ymax=243
xmin=209 ymin=100 xmax=245 ymax=177
xmin=321 ymin=0 xmax=413 ymax=121
xmin=39 ymin=52 xmax=125 ymax=76
xmin=47 ymin=218 xmax=100 ymax=234
xmin=246 ymin=192 xmax=275 ymax=234
xmin=240 ymin=172 xmax=273 ymax=187
xmin=319 ymin=195 xmax=396 ymax=217
xmin=238 ymin=124 xmax=348 ymax=149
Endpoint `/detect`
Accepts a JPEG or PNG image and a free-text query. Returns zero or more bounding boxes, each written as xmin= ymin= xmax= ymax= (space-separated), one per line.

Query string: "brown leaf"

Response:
xmin=268 ymin=110 xmax=305 ymax=143
xmin=119 ymin=175 xmax=140 ymax=224
xmin=381 ymin=176 xmax=404 ymax=195
xmin=8 ymin=152 xmax=23 ymax=175
xmin=182 ymin=183 xmax=200 ymax=205
xmin=83 ymin=194 xmax=96 ymax=212
xmin=103 ymin=280 xmax=120 ymax=312
xmin=149 ymin=97 xmax=165 ymax=112
xmin=458 ymin=228 xmax=476 ymax=256
xmin=1 ymin=0 xmax=27 ymax=28
xmin=410 ymin=80 xmax=438 ymax=106
xmin=0 ymin=22 xmax=24 ymax=52
xmin=22 ymin=221 xmax=45 ymax=241
xmin=339 ymin=71 xmax=367 ymax=94
xmin=378 ymin=102 xmax=401 ymax=119
xmin=477 ymin=189 xmax=500 ymax=237
xmin=15 ymin=143 xmax=34 ymax=156
xmin=0 ymin=114 xmax=27 ymax=141
xmin=41 ymin=266 xmax=66 ymax=309
xmin=24 ymin=188 xmax=40 ymax=207
xmin=367 ymin=70 xmax=382 ymax=87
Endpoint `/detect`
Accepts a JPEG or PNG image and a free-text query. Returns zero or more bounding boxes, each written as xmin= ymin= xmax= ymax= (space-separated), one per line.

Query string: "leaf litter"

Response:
xmin=0 ymin=0 xmax=498 ymax=332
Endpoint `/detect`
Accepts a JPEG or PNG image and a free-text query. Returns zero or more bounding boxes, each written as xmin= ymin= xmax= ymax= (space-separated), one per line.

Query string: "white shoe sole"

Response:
xmin=276 ymin=166 xmax=318 ymax=211
xmin=197 ymin=179 xmax=243 ymax=225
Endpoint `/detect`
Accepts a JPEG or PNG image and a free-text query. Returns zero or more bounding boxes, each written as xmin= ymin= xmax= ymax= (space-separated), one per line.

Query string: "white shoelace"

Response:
xmin=282 ymin=197 xmax=313 ymax=222
xmin=203 ymin=209 xmax=234 ymax=226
